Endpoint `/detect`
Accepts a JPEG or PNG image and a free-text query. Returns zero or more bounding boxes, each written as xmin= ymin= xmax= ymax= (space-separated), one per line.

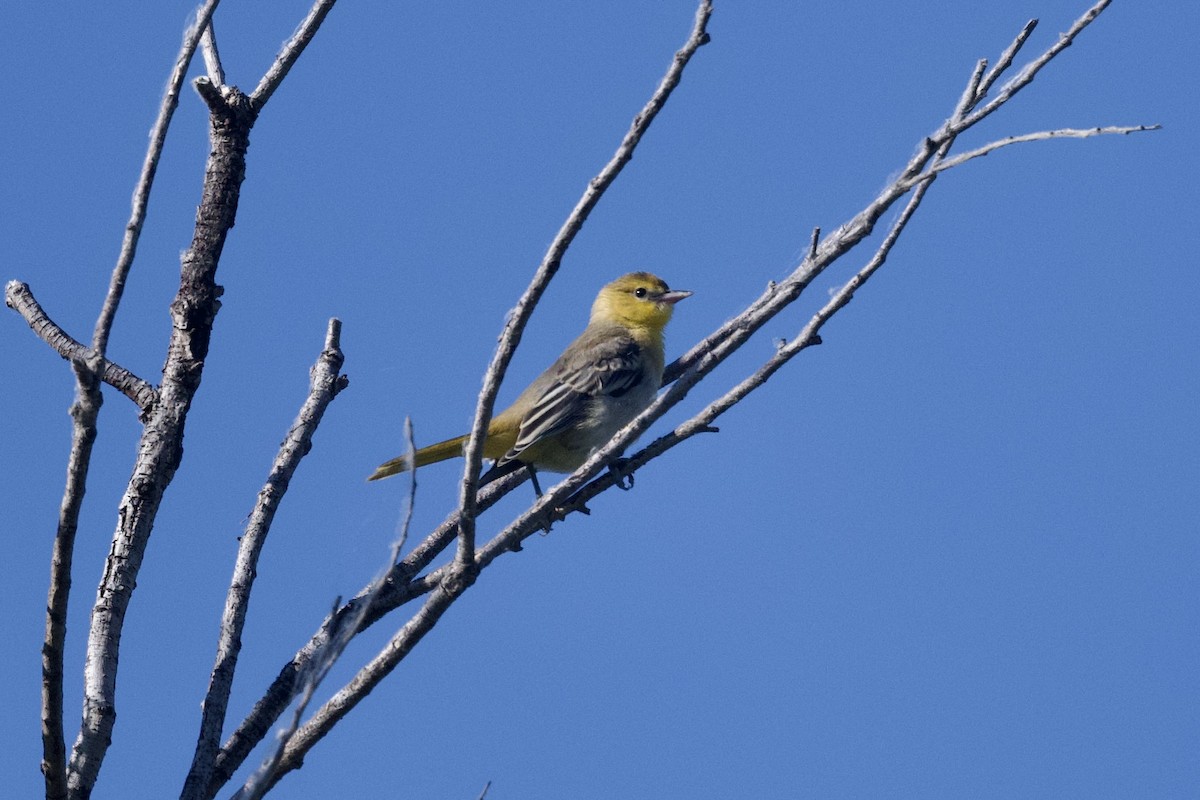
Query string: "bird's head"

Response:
xmin=590 ymin=272 xmax=692 ymax=331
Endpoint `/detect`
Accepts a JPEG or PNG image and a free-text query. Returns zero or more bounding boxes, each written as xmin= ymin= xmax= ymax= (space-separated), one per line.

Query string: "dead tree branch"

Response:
xmin=200 ymin=18 xmax=226 ymax=87
xmin=47 ymin=2 xmax=339 ymax=793
xmin=26 ymin=5 xmax=222 ymax=796
xmin=5 ymin=282 xmax=158 ymax=414
xmin=180 ymin=320 xmax=348 ymax=800
xmin=249 ymin=0 xmax=339 ymax=112
xmin=900 ymin=125 xmax=1161 ymax=188
xmin=206 ymin=469 xmax=525 ymax=795
xmin=232 ymin=420 xmax=418 ymax=800
xmin=64 ymin=81 xmax=257 ymax=800
xmin=94 ymin=0 xmax=222 ymax=357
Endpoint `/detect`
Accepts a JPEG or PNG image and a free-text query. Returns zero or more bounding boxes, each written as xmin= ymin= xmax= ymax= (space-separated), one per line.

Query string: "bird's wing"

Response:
xmin=501 ymin=333 xmax=645 ymax=464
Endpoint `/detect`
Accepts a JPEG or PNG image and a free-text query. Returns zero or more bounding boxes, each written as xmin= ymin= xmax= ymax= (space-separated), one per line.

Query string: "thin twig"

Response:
xmin=900 ymin=125 xmax=1160 ymax=189
xmin=978 ymin=19 xmax=1038 ymax=101
xmin=455 ymin=0 xmax=715 ymax=565
xmin=200 ymin=19 xmax=226 ymax=87
xmin=6 ymin=281 xmax=159 ymax=413
xmin=94 ymin=0 xmax=221 ymax=356
xmin=229 ymin=595 xmax=347 ymax=800
xmin=249 ymin=0 xmax=339 ymax=111
xmin=954 ymin=58 xmax=988 ymax=120
xmin=180 ymin=320 xmax=347 ymax=800
xmin=875 ymin=3 xmax=1115 ymax=218
xmin=962 ymin=0 xmax=1113 ymax=129
xmin=263 ymin=582 xmax=460 ymax=792
xmin=234 ymin=422 xmax=418 ymax=800
xmin=36 ymin=351 xmax=102 ymax=800
xmin=397 ymin=417 xmax=419 ymax=555
xmin=205 ymin=470 xmax=526 ymax=796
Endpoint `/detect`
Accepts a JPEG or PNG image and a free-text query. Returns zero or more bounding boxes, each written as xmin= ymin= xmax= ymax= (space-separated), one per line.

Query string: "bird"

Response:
xmin=369 ymin=272 xmax=691 ymax=483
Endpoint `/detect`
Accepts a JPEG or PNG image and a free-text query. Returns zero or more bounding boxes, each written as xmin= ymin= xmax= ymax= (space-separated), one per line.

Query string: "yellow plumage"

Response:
xmin=369 ymin=272 xmax=690 ymax=481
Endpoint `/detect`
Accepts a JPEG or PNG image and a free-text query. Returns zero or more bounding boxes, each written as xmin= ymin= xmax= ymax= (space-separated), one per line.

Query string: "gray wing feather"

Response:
xmin=501 ymin=335 xmax=644 ymax=464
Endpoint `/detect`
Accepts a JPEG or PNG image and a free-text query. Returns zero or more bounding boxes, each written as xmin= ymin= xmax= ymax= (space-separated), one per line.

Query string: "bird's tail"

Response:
xmin=368 ymin=434 xmax=468 ymax=481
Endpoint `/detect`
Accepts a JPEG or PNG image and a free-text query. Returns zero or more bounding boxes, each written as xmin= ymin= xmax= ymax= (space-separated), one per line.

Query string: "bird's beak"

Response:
xmin=658 ymin=289 xmax=692 ymax=305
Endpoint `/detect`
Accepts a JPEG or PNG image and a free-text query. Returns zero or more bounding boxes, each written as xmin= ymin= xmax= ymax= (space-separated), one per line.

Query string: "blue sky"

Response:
xmin=3 ymin=1 xmax=1197 ymax=798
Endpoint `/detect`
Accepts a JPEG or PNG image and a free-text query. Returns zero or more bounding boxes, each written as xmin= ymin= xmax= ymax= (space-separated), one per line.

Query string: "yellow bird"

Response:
xmin=369 ymin=272 xmax=691 ymax=482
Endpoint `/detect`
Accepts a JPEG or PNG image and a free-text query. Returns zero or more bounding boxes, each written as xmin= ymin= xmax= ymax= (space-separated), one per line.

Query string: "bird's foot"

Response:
xmin=608 ymin=458 xmax=635 ymax=491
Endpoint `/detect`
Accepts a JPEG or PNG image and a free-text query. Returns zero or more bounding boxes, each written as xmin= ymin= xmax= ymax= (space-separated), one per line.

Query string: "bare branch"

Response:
xmin=235 ymin=421 xmax=418 ymax=800
xmin=249 ymin=0 xmax=339 ymax=111
xmin=229 ymin=592 xmax=341 ymax=800
xmin=93 ymin=0 xmax=221 ymax=356
xmin=688 ymin=159 xmax=949 ymax=452
xmin=26 ymin=7 xmax=221 ymax=790
xmin=263 ymin=582 xmax=460 ymax=792
xmin=455 ymin=0 xmax=714 ymax=564
xmin=962 ymin=0 xmax=1112 ymax=129
xmin=206 ymin=469 xmax=527 ymax=797
xmin=180 ymin=320 xmax=347 ymax=800
xmin=900 ymin=125 xmax=1161 ymax=189
xmin=36 ymin=351 xmax=102 ymax=800
xmin=200 ymin=19 xmax=226 ymax=87
xmin=977 ymin=19 xmax=1038 ymax=101
xmin=394 ymin=417 xmax=419 ymax=556
xmin=954 ymin=58 xmax=988 ymax=120
xmin=666 ymin=7 xmax=1144 ymax=395
xmin=65 ymin=85 xmax=258 ymax=799
xmin=6 ymin=281 xmax=159 ymax=413
xmin=648 ymin=51 xmax=994 ymax=509
xmin=61 ymin=0 xmax=343 ymax=785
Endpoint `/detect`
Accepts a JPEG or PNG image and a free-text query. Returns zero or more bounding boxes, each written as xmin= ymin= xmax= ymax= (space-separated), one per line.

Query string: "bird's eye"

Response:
xmin=634 ymin=287 xmax=648 ymax=299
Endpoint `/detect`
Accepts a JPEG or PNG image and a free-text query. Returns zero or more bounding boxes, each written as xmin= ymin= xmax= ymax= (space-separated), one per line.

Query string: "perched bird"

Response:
xmin=369 ymin=272 xmax=691 ymax=482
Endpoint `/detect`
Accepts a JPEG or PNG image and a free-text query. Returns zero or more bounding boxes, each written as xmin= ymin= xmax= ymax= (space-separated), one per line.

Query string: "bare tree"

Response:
xmin=5 ymin=1 xmax=1157 ymax=798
